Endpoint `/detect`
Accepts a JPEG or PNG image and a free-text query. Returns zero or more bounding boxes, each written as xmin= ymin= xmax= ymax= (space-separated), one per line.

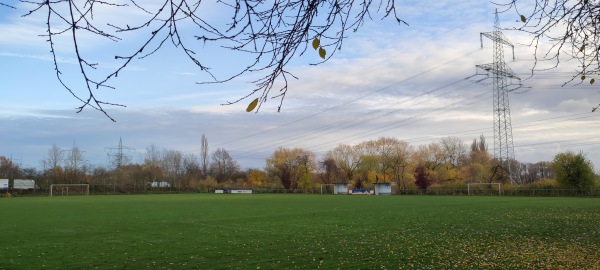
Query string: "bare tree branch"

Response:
xmin=503 ymin=1 xmax=600 ymax=87
xmin=20 ymin=0 xmax=405 ymax=119
xmin=1 ymin=2 xmax=16 ymax=9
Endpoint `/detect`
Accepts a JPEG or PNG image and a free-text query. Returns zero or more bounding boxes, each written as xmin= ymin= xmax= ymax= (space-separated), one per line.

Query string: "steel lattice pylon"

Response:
xmin=475 ymin=10 xmax=521 ymax=184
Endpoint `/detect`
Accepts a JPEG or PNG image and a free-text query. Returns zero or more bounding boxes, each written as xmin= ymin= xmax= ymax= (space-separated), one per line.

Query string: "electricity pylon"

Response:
xmin=475 ymin=10 xmax=521 ymax=184
xmin=105 ymin=137 xmax=135 ymax=168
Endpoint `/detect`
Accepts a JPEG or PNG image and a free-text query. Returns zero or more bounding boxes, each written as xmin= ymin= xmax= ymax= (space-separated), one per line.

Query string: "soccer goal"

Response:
xmin=467 ymin=183 xmax=502 ymax=196
xmin=49 ymin=184 xmax=90 ymax=197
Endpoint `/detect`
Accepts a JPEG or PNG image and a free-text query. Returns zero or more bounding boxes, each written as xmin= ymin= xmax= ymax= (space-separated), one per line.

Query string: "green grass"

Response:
xmin=1 ymin=194 xmax=599 ymax=269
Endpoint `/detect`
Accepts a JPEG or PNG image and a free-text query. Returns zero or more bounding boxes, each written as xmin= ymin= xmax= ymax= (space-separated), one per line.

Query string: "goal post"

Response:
xmin=49 ymin=184 xmax=90 ymax=197
xmin=467 ymin=183 xmax=502 ymax=196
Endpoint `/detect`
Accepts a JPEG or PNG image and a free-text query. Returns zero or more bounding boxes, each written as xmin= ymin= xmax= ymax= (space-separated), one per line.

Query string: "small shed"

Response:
xmin=374 ymin=183 xmax=392 ymax=195
xmin=14 ymin=179 xmax=35 ymax=190
xmin=333 ymin=183 xmax=349 ymax=195
xmin=0 ymin=179 xmax=8 ymax=189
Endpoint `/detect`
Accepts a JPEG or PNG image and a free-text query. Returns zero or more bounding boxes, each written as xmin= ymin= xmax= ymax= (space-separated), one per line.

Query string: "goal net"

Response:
xmin=49 ymin=184 xmax=90 ymax=197
xmin=467 ymin=183 xmax=502 ymax=196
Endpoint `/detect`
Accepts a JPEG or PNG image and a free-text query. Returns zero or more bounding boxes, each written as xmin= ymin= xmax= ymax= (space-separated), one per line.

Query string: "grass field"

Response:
xmin=1 ymin=194 xmax=599 ymax=269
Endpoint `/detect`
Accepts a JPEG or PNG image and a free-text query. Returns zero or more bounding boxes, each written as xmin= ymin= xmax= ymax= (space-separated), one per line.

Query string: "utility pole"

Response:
xmin=475 ymin=10 xmax=521 ymax=184
xmin=105 ymin=137 xmax=135 ymax=169
xmin=105 ymin=137 xmax=135 ymax=193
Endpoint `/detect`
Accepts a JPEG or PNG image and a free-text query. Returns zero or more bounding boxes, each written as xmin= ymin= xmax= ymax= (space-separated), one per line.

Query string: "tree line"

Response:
xmin=1 ymin=135 xmax=597 ymax=194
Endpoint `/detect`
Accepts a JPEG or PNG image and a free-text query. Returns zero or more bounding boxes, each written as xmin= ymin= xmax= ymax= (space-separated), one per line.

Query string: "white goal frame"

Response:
xmin=320 ymin=184 xmax=334 ymax=194
xmin=467 ymin=183 xmax=502 ymax=196
xmin=49 ymin=184 xmax=90 ymax=197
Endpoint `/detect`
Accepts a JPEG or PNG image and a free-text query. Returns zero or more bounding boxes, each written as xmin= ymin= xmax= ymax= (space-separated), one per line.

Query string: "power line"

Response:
xmin=205 ymin=49 xmax=482 ymax=152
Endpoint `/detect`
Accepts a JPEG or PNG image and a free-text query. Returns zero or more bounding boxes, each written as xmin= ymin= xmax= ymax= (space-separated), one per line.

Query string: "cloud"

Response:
xmin=0 ymin=51 xmax=77 ymax=64
xmin=1 ymin=0 xmax=599 ymax=171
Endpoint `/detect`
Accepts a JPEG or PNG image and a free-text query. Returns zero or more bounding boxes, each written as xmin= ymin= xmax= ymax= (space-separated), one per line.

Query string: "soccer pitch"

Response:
xmin=1 ymin=194 xmax=599 ymax=269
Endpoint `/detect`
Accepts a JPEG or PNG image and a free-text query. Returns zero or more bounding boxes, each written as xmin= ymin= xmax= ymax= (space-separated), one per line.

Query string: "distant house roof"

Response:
xmin=148 ymin=181 xmax=170 ymax=188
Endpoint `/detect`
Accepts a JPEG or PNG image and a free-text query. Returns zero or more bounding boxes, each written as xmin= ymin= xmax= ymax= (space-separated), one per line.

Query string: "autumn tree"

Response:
xmin=414 ymin=165 xmax=431 ymax=191
xmin=326 ymin=144 xmax=363 ymax=184
xmin=0 ymin=157 xmax=20 ymax=187
xmin=247 ymin=169 xmax=268 ymax=188
xmin=318 ymin=157 xmax=341 ymax=185
xmin=355 ymin=154 xmax=378 ymax=189
xmin=413 ymin=143 xmax=445 ymax=171
xmin=412 ymin=142 xmax=445 ymax=184
xmin=115 ymin=164 xmax=147 ymax=192
xmin=266 ymin=147 xmax=316 ymax=189
xmin=366 ymin=137 xmax=398 ymax=183
xmin=387 ymin=139 xmax=413 ymax=191
xmin=463 ymin=135 xmax=493 ymax=183
xmin=551 ymin=151 xmax=597 ymax=191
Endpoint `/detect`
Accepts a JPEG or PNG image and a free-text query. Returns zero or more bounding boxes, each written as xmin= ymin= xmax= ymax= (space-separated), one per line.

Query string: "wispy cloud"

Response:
xmin=1 ymin=0 xmax=599 ymax=171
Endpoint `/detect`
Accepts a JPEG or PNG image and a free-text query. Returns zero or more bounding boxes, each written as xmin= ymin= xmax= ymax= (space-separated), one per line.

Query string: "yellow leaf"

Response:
xmin=312 ymin=38 xmax=320 ymax=50
xmin=581 ymin=75 xmax=586 ymax=81
xmin=591 ymin=78 xmax=596 ymax=85
xmin=580 ymin=44 xmax=585 ymax=52
xmin=520 ymin=15 xmax=526 ymax=23
xmin=319 ymin=47 xmax=326 ymax=59
xmin=246 ymin=98 xmax=259 ymax=112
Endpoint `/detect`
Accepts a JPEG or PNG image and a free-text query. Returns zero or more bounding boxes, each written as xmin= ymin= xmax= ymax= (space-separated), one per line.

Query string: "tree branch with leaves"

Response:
xmin=504 ymin=0 xmax=600 ymax=111
xmin=20 ymin=0 xmax=406 ymax=120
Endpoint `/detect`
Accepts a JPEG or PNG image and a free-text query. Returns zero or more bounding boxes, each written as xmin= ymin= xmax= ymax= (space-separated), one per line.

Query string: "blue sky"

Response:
xmin=1 ymin=0 xmax=599 ymax=171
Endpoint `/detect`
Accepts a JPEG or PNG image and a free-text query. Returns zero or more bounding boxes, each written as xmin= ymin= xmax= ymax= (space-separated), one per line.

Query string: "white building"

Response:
xmin=14 ymin=179 xmax=35 ymax=189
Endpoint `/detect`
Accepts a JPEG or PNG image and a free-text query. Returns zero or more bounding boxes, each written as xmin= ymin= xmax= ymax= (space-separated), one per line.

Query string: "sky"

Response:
xmin=1 ymin=0 xmax=599 ymax=172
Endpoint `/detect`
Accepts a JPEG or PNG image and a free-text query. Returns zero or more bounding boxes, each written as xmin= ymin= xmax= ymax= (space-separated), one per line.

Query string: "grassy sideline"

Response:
xmin=1 ymin=194 xmax=599 ymax=269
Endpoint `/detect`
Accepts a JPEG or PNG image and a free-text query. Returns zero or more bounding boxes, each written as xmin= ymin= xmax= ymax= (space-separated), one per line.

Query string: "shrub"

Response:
xmin=414 ymin=165 xmax=432 ymax=191
xmin=552 ymin=151 xmax=596 ymax=191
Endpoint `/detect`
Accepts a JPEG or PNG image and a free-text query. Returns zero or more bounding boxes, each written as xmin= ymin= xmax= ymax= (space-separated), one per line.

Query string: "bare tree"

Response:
xmin=41 ymin=144 xmax=64 ymax=184
xmin=183 ymin=153 xmax=202 ymax=181
xmin=18 ymin=0 xmax=405 ymax=120
xmin=161 ymin=149 xmax=184 ymax=189
xmin=64 ymin=144 xmax=86 ymax=183
xmin=143 ymin=144 xmax=163 ymax=184
xmin=388 ymin=140 xmax=412 ymax=190
xmin=144 ymin=144 xmax=162 ymax=168
xmin=44 ymin=144 xmax=64 ymax=172
xmin=200 ymin=134 xmax=208 ymax=177
xmin=209 ymin=148 xmax=240 ymax=182
xmin=440 ymin=137 xmax=467 ymax=167
xmin=505 ymin=1 xmax=600 ymax=110
xmin=326 ymin=144 xmax=362 ymax=183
